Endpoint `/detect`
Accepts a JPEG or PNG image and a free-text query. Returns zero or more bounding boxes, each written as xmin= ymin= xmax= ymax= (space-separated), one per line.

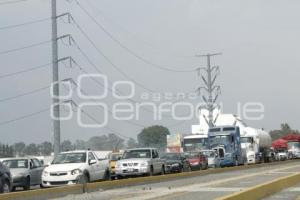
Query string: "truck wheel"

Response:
xmin=23 ymin=177 xmax=30 ymax=190
xmin=235 ymin=159 xmax=239 ymax=166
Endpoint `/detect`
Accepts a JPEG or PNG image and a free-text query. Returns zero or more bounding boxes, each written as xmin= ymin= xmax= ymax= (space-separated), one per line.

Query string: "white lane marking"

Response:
xmin=285 ymin=187 xmax=300 ymax=192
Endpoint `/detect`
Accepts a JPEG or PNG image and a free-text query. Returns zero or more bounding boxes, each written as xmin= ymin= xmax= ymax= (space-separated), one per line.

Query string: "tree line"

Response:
xmin=1 ymin=125 xmax=169 ymax=157
xmin=3 ymin=123 xmax=294 ymax=158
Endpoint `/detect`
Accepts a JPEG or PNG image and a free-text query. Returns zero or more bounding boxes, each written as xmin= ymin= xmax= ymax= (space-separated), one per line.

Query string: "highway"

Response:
xmin=50 ymin=161 xmax=300 ymax=200
xmin=263 ymin=182 xmax=300 ymax=200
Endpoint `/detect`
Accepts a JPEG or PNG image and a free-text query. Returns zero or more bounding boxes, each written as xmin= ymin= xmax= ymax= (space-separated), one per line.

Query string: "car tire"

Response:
xmin=23 ymin=177 xmax=30 ymax=191
xmin=103 ymin=169 xmax=111 ymax=181
xmin=161 ymin=166 xmax=165 ymax=175
xmin=83 ymin=174 xmax=89 ymax=184
xmin=149 ymin=166 xmax=154 ymax=176
xmin=1 ymin=180 xmax=10 ymax=193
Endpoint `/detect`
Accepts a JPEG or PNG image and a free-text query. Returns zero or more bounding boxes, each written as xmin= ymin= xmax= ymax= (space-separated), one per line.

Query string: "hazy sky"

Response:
xmin=0 ymin=0 xmax=299 ymax=144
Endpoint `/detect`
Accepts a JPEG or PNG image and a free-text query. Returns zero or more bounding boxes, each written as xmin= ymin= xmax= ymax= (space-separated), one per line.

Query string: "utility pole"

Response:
xmin=196 ymin=53 xmax=221 ymax=128
xmin=51 ymin=0 xmax=60 ymax=156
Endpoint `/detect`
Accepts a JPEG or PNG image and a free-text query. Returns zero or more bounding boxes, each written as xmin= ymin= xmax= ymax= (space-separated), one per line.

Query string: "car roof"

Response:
xmin=1 ymin=157 xmax=32 ymax=161
xmin=125 ymin=148 xmax=157 ymax=151
xmin=60 ymin=150 xmax=89 ymax=154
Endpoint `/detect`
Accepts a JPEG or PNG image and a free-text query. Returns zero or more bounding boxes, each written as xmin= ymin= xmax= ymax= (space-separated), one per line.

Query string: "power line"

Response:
xmin=70 ymin=18 xmax=156 ymax=93
xmin=85 ymin=0 xmax=195 ymax=59
xmin=73 ymin=0 xmax=197 ymax=73
xmin=78 ymin=106 xmax=131 ymax=139
xmin=0 ymin=0 xmax=27 ymax=5
xmin=0 ymin=63 xmax=51 ymax=79
xmin=0 ymin=40 xmax=51 ymax=56
xmin=0 ymin=17 xmax=50 ymax=30
xmin=0 ymin=85 xmax=50 ymax=102
xmin=0 ymin=108 xmax=49 ymax=126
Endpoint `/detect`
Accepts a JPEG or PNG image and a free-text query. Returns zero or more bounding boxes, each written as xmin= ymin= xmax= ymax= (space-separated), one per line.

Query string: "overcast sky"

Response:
xmin=0 ymin=0 xmax=299 ymax=144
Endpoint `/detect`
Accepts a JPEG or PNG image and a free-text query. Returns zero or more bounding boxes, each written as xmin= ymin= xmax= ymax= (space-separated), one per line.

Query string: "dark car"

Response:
xmin=161 ymin=153 xmax=191 ymax=173
xmin=185 ymin=152 xmax=208 ymax=171
xmin=0 ymin=161 xmax=12 ymax=193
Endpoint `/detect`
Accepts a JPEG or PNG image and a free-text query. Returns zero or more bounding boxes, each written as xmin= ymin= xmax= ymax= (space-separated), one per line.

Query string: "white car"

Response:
xmin=200 ymin=150 xmax=220 ymax=168
xmin=115 ymin=148 xmax=165 ymax=178
xmin=42 ymin=150 xmax=109 ymax=187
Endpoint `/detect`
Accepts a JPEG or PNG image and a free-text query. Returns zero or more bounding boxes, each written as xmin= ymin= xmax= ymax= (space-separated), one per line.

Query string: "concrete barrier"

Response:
xmin=215 ymin=172 xmax=300 ymax=200
xmin=0 ymin=160 xmax=298 ymax=200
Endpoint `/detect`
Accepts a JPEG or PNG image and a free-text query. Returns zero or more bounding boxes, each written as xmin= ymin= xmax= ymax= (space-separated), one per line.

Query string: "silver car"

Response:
xmin=201 ymin=150 xmax=220 ymax=168
xmin=2 ymin=158 xmax=43 ymax=191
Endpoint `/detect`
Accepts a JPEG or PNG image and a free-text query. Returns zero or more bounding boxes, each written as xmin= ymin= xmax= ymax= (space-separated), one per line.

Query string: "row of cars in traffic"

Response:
xmin=0 ymin=148 xmax=219 ymax=193
xmin=0 ymin=145 xmax=291 ymax=193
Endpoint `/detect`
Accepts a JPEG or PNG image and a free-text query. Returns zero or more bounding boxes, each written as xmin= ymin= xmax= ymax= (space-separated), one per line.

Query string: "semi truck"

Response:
xmin=240 ymin=128 xmax=273 ymax=164
xmin=208 ymin=126 xmax=245 ymax=167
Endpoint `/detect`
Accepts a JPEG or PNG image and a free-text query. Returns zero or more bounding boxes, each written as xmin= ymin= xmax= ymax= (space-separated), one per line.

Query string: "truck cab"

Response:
xmin=208 ymin=126 xmax=245 ymax=167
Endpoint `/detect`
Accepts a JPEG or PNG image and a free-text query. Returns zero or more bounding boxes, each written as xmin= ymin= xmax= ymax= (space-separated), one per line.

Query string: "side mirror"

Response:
xmin=89 ymin=159 xmax=97 ymax=165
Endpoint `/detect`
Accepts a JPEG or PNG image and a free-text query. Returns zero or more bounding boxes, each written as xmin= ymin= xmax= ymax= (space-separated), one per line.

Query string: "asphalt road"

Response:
xmin=51 ymin=161 xmax=300 ymax=200
xmin=263 ymin=182 xmax=300 ymax=200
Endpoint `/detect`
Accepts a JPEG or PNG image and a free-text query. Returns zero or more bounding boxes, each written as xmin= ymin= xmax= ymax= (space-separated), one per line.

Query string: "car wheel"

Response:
xmin=23 ymin=177 xmax=30 ymax=190
xmin=83 ymin=174 xmax=89 ymax=184
xmin=103 ymin=169 xmax=111 ymax=181
xmin=161 ymin=166 xmax=165 ymax=175
xmin=149 ymin=166 xmax=154 ymax=176
xmin=2 ymin=180 xmax=10 ymax=193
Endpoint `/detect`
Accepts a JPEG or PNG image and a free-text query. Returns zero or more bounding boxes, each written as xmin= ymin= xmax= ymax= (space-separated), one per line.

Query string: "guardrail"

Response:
xmin=0 ymin=160 xmax=298 ymax=200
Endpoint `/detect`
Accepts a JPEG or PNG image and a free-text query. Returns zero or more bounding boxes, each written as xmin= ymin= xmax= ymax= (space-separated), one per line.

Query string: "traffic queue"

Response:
xmin=0 ymin=125 xmax=299 ymax=193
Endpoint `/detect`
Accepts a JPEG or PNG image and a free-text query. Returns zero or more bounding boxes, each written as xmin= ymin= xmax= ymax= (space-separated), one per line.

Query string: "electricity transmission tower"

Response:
xmin=51 ymin=0 xmax=60 ymax=156
xmin=196 ymin=53 xmax=221 ymax=128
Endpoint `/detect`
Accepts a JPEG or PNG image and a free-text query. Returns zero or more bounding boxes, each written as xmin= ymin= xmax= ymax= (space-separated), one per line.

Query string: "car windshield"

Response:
xmin=183 ymin=138 xmax=209 ymax=152
xmin=288 ymin=142 xmax=300 ymax=149
xmin=161 ymin=153 xmax=181 ymax=160
xmin=52 ymin=153 xmax=86 ymax=164
xmin=185 ymin=152 xmax=200 ymax=159
xmin=201 ymin=151 xmax=215 ymax=158
xmin=240 ymin=137 xmax=253 ymax=143
xmin=123 ymin=149 xmax=151 ymax=159
xmin=110 ymin=154 xmax=122 ymax=161
xmin=3 ymin=159 xmax=28 ymax=168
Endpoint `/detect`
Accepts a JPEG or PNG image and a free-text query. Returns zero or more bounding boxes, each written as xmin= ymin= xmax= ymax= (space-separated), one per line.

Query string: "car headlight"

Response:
xmin=71 ymin=169 xmax=82 ymax=175
xmin=140 ymin=162 xmax=148 ymax=167
xmin=42 ymin=170 xmax=49 ymax=177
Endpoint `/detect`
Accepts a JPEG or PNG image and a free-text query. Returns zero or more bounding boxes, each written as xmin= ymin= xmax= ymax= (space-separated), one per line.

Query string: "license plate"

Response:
xmin=128 ymin=168 xmax=134 ymax=172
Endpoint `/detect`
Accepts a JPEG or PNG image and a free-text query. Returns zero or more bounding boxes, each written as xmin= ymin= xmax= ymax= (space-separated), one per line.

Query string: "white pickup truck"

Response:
xmin=42 ymin=150 xmax=109 ymax=187
xmin=115 ymin=148 xmax=165 ymax=178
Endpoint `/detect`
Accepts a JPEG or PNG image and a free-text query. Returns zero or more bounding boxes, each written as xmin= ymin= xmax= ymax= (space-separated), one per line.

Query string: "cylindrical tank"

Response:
xmin=243 ymin=127 xmax=271 ymax=149
xmin=256 ymin=129 xmax=272 ymax=149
